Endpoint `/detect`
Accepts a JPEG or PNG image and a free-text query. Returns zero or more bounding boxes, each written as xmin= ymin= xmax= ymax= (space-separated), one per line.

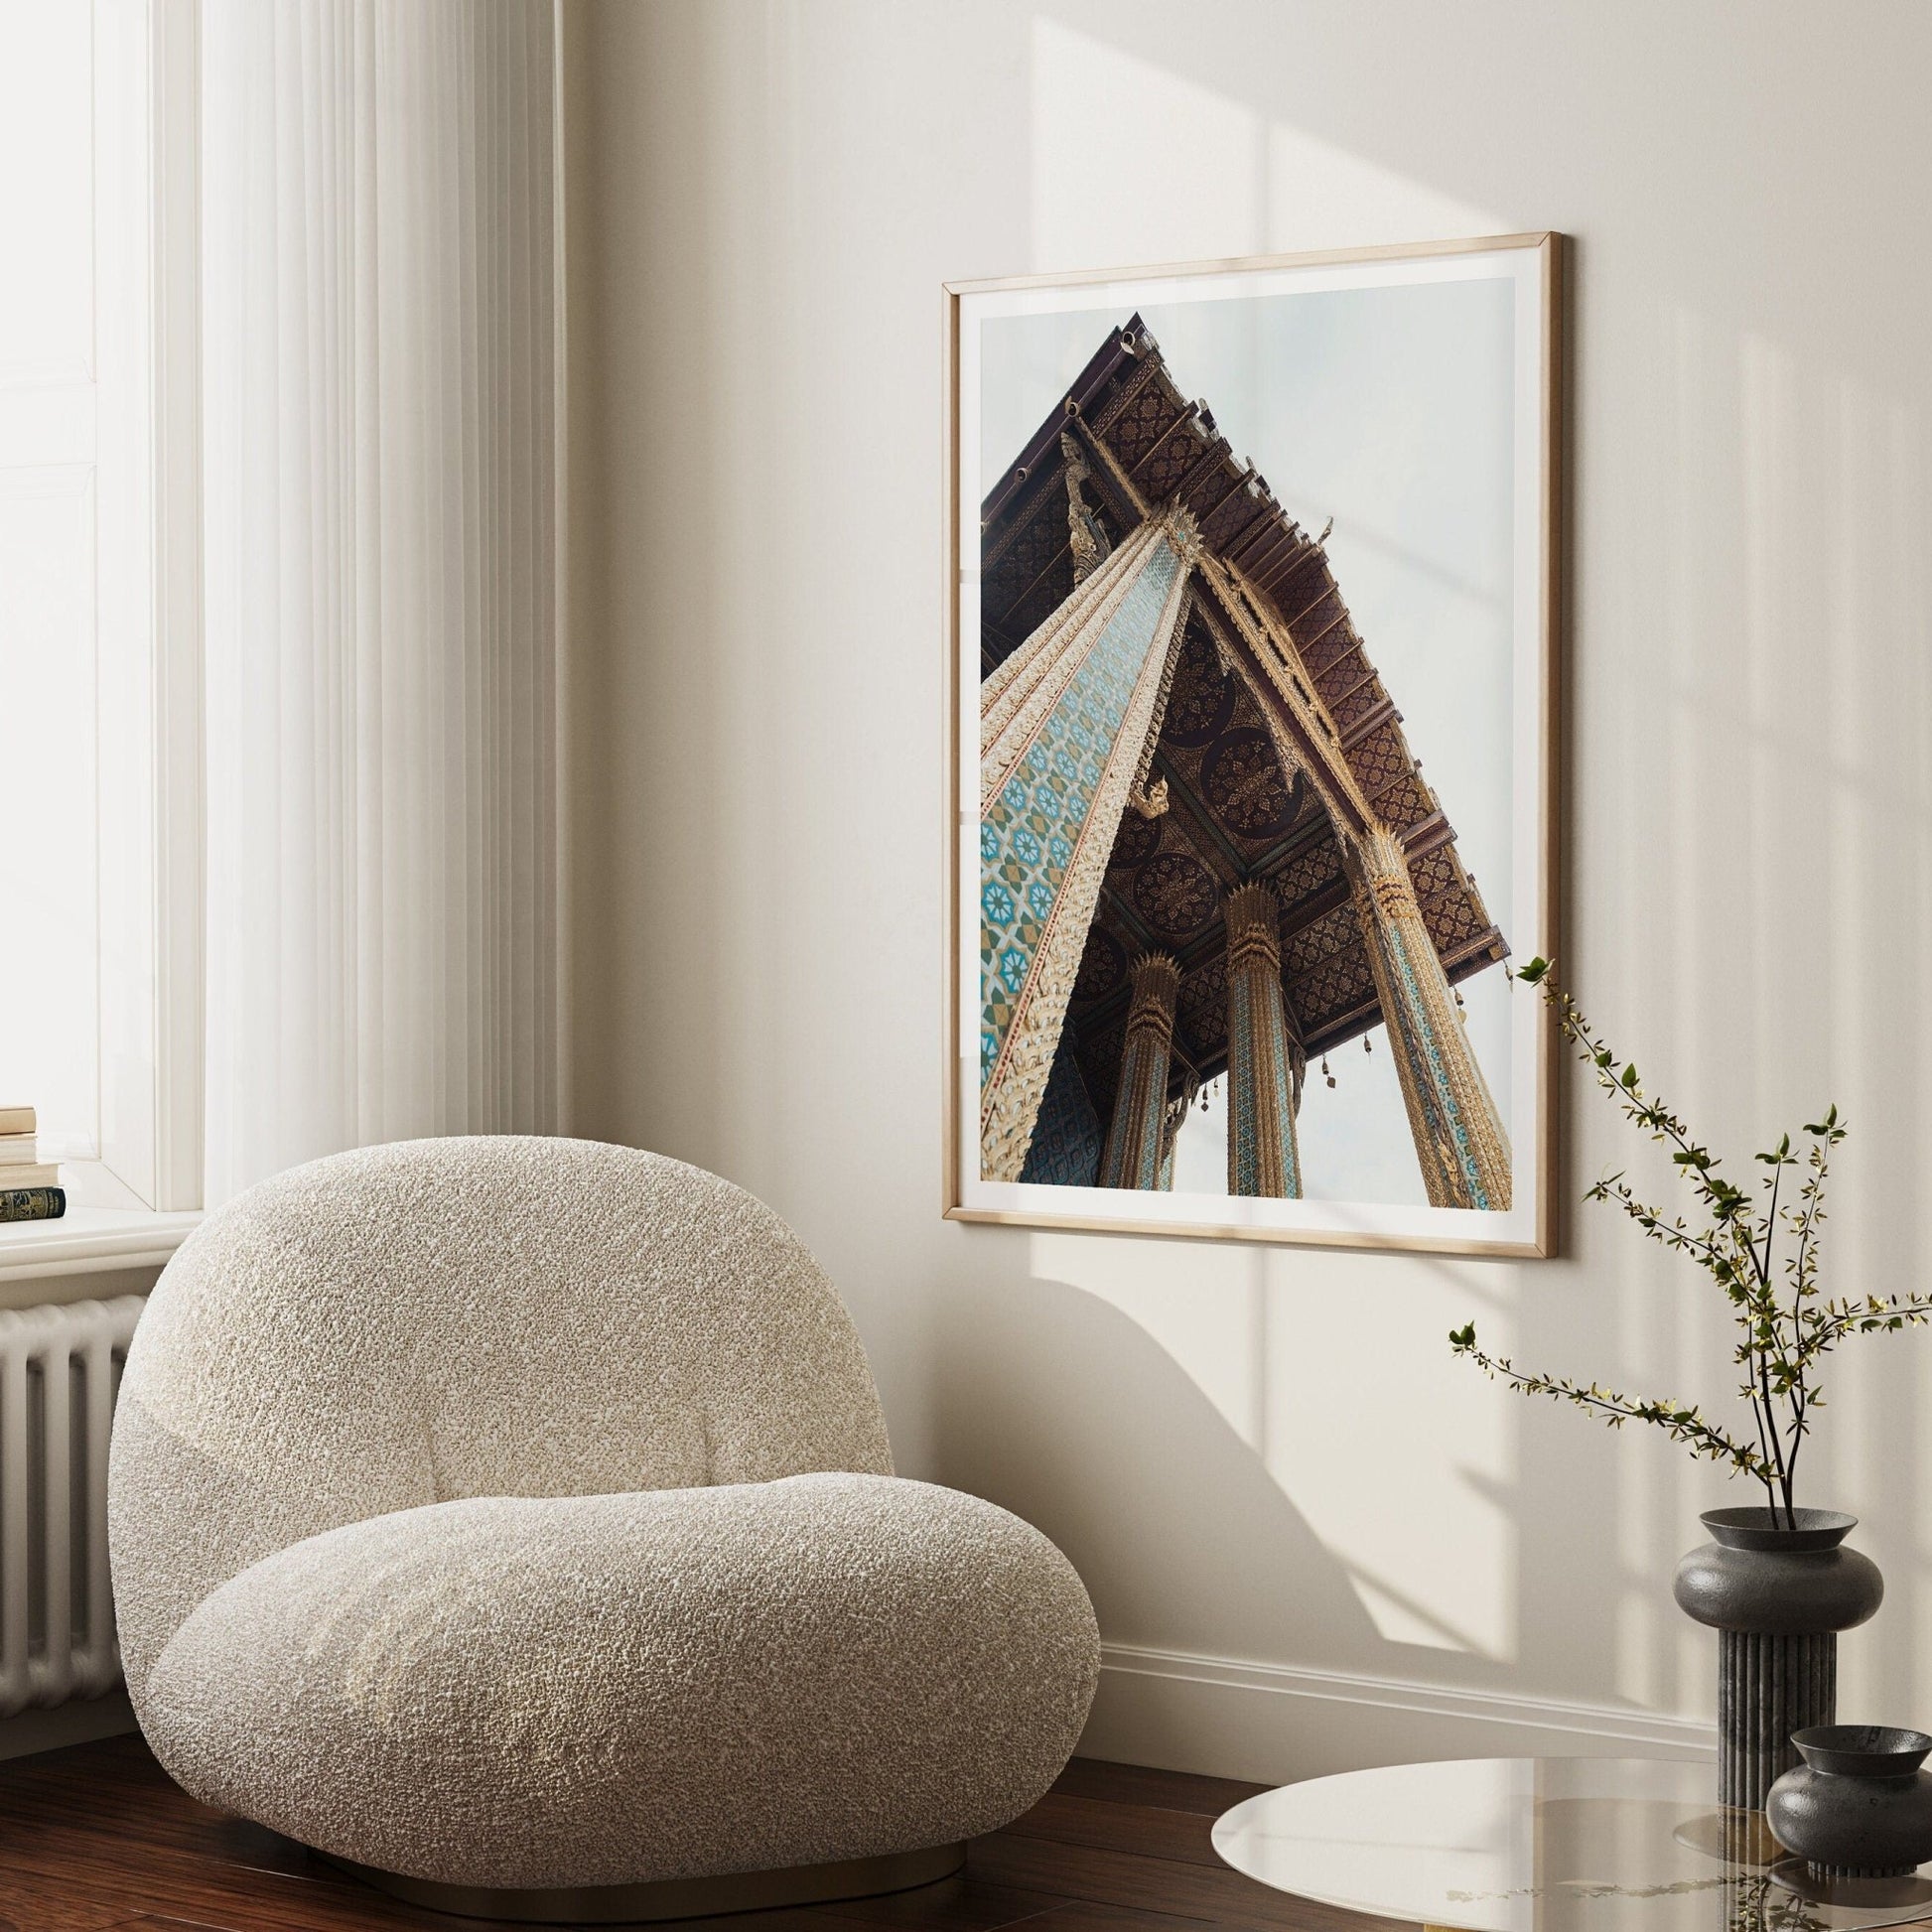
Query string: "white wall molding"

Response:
xmin=1082 ymin=1642 xmax=1717 ymax=1786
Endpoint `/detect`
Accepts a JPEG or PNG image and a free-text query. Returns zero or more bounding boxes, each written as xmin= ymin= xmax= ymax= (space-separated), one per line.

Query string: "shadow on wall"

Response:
xmin=927 ymin=1242 xmax=1725 ymax=1784
xmin=932 ymin=1258 xmax=1382 ymax=1668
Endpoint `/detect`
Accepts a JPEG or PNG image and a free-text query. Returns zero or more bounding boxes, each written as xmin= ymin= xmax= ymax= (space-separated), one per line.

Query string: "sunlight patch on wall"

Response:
xmin=1030 ymin=20 xmax=1258 ymax=269
xmin=1264 ymin=123 xmax=1501 ymax=256
xmin=1030 ymin=19 xmax=1503 ymax=274
xmin=1348 ymin=1569 xmax=1496 ymax=1656
xmin=1592 ymin=277 xmax=1932 ymax=1725
xmin=1030 ymin=1229 xmax=1518 ymax=1661
xmin=1260 ymin=1258 xmax=1517 ymax=1659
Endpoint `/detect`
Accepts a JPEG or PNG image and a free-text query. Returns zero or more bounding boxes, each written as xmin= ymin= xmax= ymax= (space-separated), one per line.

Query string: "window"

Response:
xmin=0 ymin=0 xmax=200 ymax=1215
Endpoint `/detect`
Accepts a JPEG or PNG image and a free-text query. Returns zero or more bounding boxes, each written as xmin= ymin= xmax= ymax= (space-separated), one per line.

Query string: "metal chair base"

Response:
xmin=318 ymin=1839 xmax=968 ymax=1925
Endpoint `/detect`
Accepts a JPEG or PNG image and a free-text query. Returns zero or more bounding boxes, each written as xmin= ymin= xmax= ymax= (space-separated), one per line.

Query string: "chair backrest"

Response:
xmin=108 ymin=1137 xmax=894 ymax=1699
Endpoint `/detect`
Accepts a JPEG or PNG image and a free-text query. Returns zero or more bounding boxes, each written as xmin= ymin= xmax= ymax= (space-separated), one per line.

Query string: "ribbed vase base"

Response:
xmin=1720 ymin=1627 xmax=1837 ymax=1811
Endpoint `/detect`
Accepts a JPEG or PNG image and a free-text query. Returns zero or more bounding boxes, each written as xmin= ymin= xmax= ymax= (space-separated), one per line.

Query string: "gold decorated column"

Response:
xmin=980 ymin=519 xmax=1163 ymax=795
xmin=1100 ymin=953 xmax=1181 ymax=1190
xmin=979 ymin=510 xmax=1200 ymax=1181
xmin=1223 ymin=883 xmax=1304 ymax=1198
xmin=1344 ymin=823 xmax=1512 ymax=1210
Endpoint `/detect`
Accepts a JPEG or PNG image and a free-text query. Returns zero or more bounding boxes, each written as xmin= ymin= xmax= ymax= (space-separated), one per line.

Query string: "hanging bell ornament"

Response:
xmin=1363 ymin=1034 xmax=1372 ymax=1054
xmin=1321 ymin=1055 xmax=1336 ymax=1090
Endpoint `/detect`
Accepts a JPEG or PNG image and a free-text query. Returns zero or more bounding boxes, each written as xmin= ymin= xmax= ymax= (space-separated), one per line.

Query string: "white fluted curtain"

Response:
xmin=201 ymin=0 xmax=563 ymax=1204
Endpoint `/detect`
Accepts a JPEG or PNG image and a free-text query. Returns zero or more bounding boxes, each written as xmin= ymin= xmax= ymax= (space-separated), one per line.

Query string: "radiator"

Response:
xmin=0 ymin=1296 xmax=144 ymax=1718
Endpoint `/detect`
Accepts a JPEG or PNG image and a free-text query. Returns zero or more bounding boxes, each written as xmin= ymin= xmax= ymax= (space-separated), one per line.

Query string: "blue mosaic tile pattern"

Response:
xmin=980 ymin=541 xmax=1179 ymax=1094
xmin=1379 ymin=917 xmax=1492 ymax=1209
xmin=1228 ymin=966 xmax=1300 ymax=1197
xmin=1101 ymin=1023 xmax=1172 ymax=1190
xmin=1018 ymin=1035 xmax=1103 ymax=1187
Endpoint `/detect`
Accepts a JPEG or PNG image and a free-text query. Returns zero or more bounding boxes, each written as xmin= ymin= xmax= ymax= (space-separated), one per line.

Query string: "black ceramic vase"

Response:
xmin=1673 ymin=1508 xmax=1883 ymax=1811
xmin=1765 ymin=1726 xmax=1932 ymax=1877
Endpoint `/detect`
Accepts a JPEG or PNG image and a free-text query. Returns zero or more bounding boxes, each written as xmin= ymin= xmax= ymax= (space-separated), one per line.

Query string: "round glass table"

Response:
xmin=1212 ymin=1757 xmax=1932 ymax=1932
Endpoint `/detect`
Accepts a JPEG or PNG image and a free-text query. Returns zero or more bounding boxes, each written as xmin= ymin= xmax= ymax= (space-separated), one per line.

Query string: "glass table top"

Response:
xmin=1211 ymin=1757 xmax=1932 ymax=1932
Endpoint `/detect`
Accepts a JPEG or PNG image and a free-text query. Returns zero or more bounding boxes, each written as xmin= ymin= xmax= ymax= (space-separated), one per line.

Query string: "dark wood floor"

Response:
xmin=0 ymin=1735 xmax=1397 ymax=1932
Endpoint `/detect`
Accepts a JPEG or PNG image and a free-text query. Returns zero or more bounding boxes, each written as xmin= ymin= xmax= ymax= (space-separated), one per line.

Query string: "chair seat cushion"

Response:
xmin=138 ymin=1471 xmax=1099 ymax=1889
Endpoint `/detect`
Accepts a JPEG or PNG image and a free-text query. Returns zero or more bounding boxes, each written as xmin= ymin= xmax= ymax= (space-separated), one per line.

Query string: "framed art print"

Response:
xmin=944 ymin=233 xmax=1562 ymax=1256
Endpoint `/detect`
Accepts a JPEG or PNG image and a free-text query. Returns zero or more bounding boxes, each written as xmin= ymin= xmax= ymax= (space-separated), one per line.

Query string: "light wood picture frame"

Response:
xmin=945 ymin=234 xmax=1563 ymax=1257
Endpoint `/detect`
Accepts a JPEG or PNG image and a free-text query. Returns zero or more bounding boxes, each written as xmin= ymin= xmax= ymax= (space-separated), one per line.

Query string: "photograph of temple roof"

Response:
xmin=975 ymin=307 xmax=1518 ymax=1214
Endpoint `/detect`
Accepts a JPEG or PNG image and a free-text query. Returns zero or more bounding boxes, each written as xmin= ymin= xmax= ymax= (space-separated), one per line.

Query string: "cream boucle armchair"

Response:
xmin=108 ymin=1138 xmax=1099 ymax=1923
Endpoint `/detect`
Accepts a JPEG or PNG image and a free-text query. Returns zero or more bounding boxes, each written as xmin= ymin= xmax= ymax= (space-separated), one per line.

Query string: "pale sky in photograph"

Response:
xmin=982 ymin=278 xmax=1516 ymax=1205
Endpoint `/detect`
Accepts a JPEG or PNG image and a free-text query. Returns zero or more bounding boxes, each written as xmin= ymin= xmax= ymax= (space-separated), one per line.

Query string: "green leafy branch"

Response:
xmin=1449 ymin=958 xmax=1932 ymax=1526
xmin=1447 ymin=1324 xmax=1773 ymax=1482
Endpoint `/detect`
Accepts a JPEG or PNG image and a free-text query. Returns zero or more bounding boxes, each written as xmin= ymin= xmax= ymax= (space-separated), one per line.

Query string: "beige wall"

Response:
xmin=563 ymin=0 xmax=1932 ymax=1780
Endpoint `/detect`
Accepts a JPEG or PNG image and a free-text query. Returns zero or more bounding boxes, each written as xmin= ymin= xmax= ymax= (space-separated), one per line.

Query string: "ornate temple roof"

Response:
xmin=980 ymin=316 xmax=1508 ymax=1119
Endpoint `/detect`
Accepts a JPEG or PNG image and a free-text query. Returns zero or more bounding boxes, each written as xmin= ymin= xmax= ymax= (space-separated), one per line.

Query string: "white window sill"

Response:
xmin=0 ymin=1206 xmax=201 ymax=1286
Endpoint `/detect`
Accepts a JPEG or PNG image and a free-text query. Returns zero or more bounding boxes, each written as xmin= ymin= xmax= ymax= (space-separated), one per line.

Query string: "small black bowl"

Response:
xmin=1792 ymin=1726 xmax=1932 ymax=1778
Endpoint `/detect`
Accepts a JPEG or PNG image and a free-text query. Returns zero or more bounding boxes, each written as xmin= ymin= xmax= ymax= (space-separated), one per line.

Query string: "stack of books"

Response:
xmin=0 ymin=1107 xmax=65 ymax=1223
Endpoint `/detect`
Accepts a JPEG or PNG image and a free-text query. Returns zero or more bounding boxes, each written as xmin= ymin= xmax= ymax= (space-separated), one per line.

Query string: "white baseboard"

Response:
xmin=0 ymin=1689 xmax=137 ymax=1762
xmin=0 ymin=1651 xmax=1720 ymax=1784
xmin=1081 ymin=1642 xmax=1718 ymax=1786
